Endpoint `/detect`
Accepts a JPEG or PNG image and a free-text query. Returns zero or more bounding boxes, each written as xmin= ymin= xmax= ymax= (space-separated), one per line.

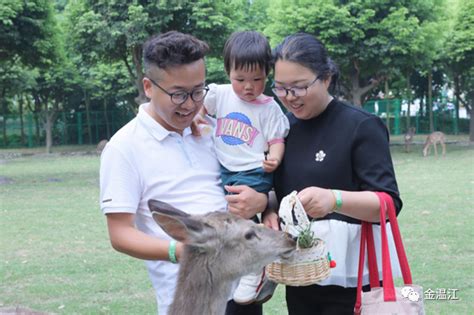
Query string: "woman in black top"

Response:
xmin=262 ymin=33 xmax=403 ymax=314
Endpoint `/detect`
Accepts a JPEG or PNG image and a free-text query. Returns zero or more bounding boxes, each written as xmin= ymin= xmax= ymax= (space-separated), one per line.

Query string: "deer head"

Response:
xmin=149 ymin=200 xmax=296 ymax=278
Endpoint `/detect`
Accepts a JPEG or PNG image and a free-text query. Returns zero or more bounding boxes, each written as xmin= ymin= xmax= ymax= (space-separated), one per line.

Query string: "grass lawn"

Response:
xmin=1 ymin=140 xmax=473 ymax=314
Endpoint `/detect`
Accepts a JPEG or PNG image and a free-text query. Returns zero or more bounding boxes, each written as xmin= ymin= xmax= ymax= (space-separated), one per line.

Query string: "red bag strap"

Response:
xmin=377 ymin=192 xmax=396 ymax=301
xmin=354 ymin=222 xmax=368 ymax=314
xmin=381 ymin=192 xmax=413 ymax=284
xmin=366 ymin=223 xmax=380 ymax=288
xmin=355 ymin=192 xmax=412 ymax=313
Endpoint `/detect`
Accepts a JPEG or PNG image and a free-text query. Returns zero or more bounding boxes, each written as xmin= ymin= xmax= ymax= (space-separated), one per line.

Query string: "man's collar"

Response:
xmin=137 ymin=103 xmax=191 ymax=141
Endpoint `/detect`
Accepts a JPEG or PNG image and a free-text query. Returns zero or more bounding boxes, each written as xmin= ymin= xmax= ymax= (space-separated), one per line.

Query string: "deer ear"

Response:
xmin=149 ymin=199 xmax=204 ymax=243
xmin=148 ymin=200 xmax=190 ymax=218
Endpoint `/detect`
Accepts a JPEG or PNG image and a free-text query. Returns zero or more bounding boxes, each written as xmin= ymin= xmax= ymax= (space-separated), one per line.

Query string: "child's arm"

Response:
xmin=192 ymin=83 xmax=219 ymax=136
xmin=191 ymin=107 xmax=209 ymax=136
xmin=263 ymin=142 xmax=285 ymax=172
xmin=198 ymin=106 xmax=208 ymax=119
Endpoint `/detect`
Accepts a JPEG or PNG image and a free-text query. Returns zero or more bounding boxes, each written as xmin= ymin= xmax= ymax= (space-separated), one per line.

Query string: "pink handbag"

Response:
xmin=354 ymin=192 xmax=425 ymax=315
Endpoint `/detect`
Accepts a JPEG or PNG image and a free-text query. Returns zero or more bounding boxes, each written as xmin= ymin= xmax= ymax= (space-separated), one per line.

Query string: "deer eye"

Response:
xmin=244 ymin=230 xmax=257 ymax=240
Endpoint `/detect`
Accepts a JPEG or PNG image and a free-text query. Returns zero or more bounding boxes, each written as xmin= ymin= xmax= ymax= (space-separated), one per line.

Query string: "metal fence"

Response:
xmin=362 ymin=99 xmax=468 ymax=135
xmin=1 ymin=110 xmax=134 ymax=148
xmin=0 ymin=101 xmax=470 ymax=148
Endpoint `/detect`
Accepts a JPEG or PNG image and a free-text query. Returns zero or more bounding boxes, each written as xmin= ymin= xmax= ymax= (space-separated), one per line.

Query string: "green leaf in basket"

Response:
xmin=296 ymin=222 xmax=317 ymax=249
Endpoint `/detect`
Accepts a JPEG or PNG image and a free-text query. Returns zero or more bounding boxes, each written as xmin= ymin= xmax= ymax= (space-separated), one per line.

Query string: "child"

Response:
xmin=199 ymin=31 xmax=290 ymax=306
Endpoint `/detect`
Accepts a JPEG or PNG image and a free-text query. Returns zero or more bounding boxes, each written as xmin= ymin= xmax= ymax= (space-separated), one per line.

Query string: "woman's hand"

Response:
xmin=224 ymin=185 xmax=268 ymax=219
xmin=297 ymin=187 xmax=334 ymax=219
xmin=262 ymin=210 xmax=280 ymax=230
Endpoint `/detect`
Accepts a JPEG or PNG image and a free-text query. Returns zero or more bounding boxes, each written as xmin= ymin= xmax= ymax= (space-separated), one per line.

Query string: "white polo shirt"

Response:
xmin=100 ymin=103 xmax=227 ymax=314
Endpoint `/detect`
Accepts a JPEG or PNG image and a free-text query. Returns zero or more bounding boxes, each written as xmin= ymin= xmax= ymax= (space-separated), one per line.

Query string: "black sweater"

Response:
xmin=274 ymin=99 xmax=402 ymax=224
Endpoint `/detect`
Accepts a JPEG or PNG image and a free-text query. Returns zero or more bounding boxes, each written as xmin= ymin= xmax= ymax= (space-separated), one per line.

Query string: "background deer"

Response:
xmin=149 ymin=200 xmax=296 ymax=315
xmin=404 ymin=127 xmax=416 ymax=153
xmin=96 ymin=139 xmax=108 ymax=155
xmin=423 ymin=131 xmax=446 ymax=157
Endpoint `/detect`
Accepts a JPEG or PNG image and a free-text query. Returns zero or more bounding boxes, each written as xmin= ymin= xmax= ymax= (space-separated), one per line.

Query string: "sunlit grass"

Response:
xmin=1 ymin=142 xmax=473 ymax=314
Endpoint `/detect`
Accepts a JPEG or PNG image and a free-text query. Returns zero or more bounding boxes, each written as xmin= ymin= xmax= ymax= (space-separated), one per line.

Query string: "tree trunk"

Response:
xmin=463 ymin=90 xmax=474 ymax=142
xmin=129 ymin=44 xmax=147 ymax=108
xmin=419 ymin=94 xmax=424 ymax=118
xmin=35 ymin=115 xmax=40 ymax=144
xmin=428 ymin=70 xmax=434 ymax=132
xmin=467 ymin=89 xmax=474 ymax=142
xmin=385 ymin=80 xmax=390 ymax=132
xmin=19 ymin=94 xmax=25 ymax=145
xmin=84 ymin=89 xmax=92 ymax=144
xmin=44 ymin=109 xmax=57 ymax=154
xmin=103 ymin=98 xmax=111 ymax=139
xmin=32 ymin=95 xmax=42 ymax=144
xmin=470 ymin=108 xmax=474 ymax=142
xmin=406 ymin=72 xmax=411 ymax=131
xmin=134 ymin=45 xmax=147 ymax=106
xmin=45 ymin=112 xmax=53 ymax=154
xmin=25 ymin=97 xmax=37 ymax=145
xmin=453 ymin=75 xmax=460 ymax=135
xmin=348 ymin=60 xmax=381 ymax=107
xmin=351 ymin=94 xmax=362 ymax=107
xmin=453 ymin=72 xmax=473 ymax=140
xmin=1 ymin=87 xmax=7 ymax=146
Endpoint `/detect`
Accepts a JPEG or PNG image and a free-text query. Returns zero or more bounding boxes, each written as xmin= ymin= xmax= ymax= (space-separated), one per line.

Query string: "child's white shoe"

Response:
xmin=233 ymin=270 xmax=266 ymax=305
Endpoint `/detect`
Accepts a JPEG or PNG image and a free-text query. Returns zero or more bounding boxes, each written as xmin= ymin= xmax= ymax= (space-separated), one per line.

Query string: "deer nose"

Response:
xmin=282 ymin=235 xmax=296 ymax=250
xmin=286 ymin=236 xmax=297 ymax=247
xmin=281 ymin=239 xmax=297 ymax=260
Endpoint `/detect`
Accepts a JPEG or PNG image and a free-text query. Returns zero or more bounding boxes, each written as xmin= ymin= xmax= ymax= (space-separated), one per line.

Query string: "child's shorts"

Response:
xmin=220 ymin=165 xmax=273 ymax=194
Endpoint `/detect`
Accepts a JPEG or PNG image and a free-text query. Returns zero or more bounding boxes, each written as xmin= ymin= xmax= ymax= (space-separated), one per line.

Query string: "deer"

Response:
xmin=149 ymin=199 xmax=296 ymax=315
xmin=423 ymin=131 xmax=446 ymax=157
xmin=404 ymin=127 xmax=416 ymax=153
xmin=96 ymin=139 xmax=108 ymax=155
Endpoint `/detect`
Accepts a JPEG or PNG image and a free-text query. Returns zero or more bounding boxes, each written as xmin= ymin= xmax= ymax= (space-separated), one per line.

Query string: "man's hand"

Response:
xmin=175 ymin=241 xmax=184 ymax=262
xmin=224 ymin=185 xmax=267 ymax=219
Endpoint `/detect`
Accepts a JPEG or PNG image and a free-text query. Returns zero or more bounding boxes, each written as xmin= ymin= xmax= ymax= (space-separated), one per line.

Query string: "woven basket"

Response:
xmin=266 ymin=240 xmax=331 ymax=286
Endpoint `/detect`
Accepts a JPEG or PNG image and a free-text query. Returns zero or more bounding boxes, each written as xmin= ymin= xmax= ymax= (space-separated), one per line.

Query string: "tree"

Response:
xmin=88 ymin=62 xmax=137 ymax=140
xmin=29 ymin=60 xmax=75 ymax=153
xmin=236 ymin=0 xmax=271 ymax=33
xmin=0 ymin=0 xmax=62 ymax=151
xmin=0 ymin=58 xmax=36 ymax=146
xmin=0 ymin=0 xmax=57 ymax=68
xmin=265 ymin=0 xmax=445 ymax=107
xmin=445 ymin=0 xmax=474 ymax=140
xmin=66 ymin=1 xmax=241 ymax=107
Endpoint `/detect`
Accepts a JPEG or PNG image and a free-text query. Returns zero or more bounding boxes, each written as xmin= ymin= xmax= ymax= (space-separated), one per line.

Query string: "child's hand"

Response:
xmin=191 ymin=114 xmax=209 ymax=136
xmin=263 ymin=156 xmax=280 ymax=172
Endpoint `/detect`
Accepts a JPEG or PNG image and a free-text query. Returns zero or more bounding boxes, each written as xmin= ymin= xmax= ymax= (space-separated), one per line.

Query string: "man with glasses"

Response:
xmin=99 ymin=31 xmax=267 ymax=314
